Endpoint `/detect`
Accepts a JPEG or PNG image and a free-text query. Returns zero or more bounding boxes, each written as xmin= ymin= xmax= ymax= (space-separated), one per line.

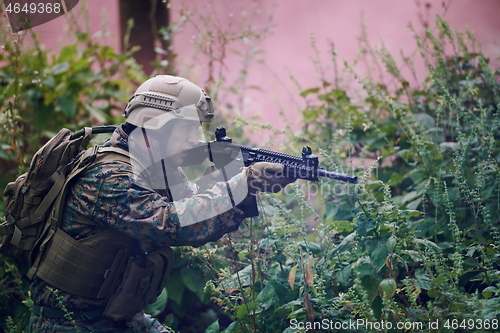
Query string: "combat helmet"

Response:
xmin=123 ymin=75 xmax=214 ymax=129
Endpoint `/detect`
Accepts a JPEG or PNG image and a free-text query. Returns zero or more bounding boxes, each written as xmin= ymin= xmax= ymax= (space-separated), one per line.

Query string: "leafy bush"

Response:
xmin=196 ymin=16 xmax=500 ymax=333
xmin=0 ymin=22 xmax=145 ymax=185
xmin=1 ymin=8 xmax=499 ymax=333
xmin=0 ymin=13 xmax=146 ymax=331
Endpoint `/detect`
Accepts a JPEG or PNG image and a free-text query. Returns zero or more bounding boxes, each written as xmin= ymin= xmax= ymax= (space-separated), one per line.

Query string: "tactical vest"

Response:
xmin=28 ymin=146 xmax=174 ymax=321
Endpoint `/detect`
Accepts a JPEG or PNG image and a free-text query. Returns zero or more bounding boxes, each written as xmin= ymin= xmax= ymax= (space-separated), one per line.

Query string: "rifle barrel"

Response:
xmin=317 ymin=169 xmax=358 ymax=184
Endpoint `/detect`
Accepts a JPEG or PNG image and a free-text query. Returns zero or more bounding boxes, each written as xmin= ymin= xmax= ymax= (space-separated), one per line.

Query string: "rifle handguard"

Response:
xmin=207 ymin=128 xmax=358 ymax=184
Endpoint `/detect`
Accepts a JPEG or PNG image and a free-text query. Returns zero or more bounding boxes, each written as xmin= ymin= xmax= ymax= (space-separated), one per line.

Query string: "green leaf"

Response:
xmin=402 ymin=191 xmax=419 ymax=204
xmin=0 ymin=149 xmax=9 ymax=160
xmin=481 ymin=286 xmax=497 ymax=299
xmin=300 ymin=87 xmax=320 ymax=97
xmin=259 ymin=238 xmax=279 ymax=249
xmin=34 ymin=102 xmax=54 ymax=132
xmin=413 ymin=113 xmax=435 ymax=129
xmin=328 ymin=232 xmax=355 ymax=258
xmin=335 ymin=265 xmax=352 ymax=286
xmin=399 ymin=209 xmax=422 ymax=217
xmin=43 ymin=76 xmax=55 ymax=88
xmin=205 ymin=319 xmax=220 ymax=333
xmin=237 ymin=251 xmax=249 ymax=260
xmin=414 ymin=238 xmax=441 ymax=253
xmin=274 ymin=300 xmax=301 ymax=318
xmin=282 ymin=327 xmax=301 ymax=333
xmin=288 ymin=308 xmax=306 ymax=320
xmin=72 ymin=57 xmax=90 ymax=72
xmin=25 ymin=89 xmax=43 ymax=107
xmin=357 ymin=217 xmax=376 ymax=236
xmin=412 ymin=269 xmax=432 ymax=290
xmin=58 ymin=45 xmax=78 ymax=63
xmin=256 ymin=283 xmax=276 ymax=310
xmin=229 ymin=265 xmax=252 ymax=288
xmin=270 ymin=280 xmax=288 ymax=303
xmin=84 ymin=104 xmax=107 ymax=123
xmin=302 ymin=108 xmax=322 ymax=122
xmin=222 ymin=322 xmax=238 ymax=333
xmin=333 ymin=220 xmax=354 ymax=233
xmin=56 ymin=92 xmax=77 ymax=118
xmin=50 ymin=62 xmax=70 ymax=75
xmin=319 ymin=88 xmax=348 ymax=101
xmin=371 ymin=296 xmax=383 ymax=320
xmin=144 ymin=288 xmax=168 ymax=316
xmin=388 ymin=172 xmax=404 ymax=185
xmin=298 ymin=241 xmax=322 ymax=255
xmin=397 ymin=149 xmax=412 ymax=163
xmin=235 ymin=302 xmax=257 ymax=319
xmin=386 ymin=236 xmax=396 ymax=253
xmin=354 ymin=257 xmax=374 ymax=278
xmin=165 ymin=270 xmax=185 ymax=305
xmin=405 ymin=198 xmax=422 ymax=210
xmin=181 ymin=266 xmax=207 ymax=297
xmin=365 ymin=238 xmax=388 ymax=272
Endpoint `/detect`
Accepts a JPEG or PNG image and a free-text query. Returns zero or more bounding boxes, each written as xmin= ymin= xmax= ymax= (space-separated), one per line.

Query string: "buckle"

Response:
xmin=81 ymin=146 xmax=100 ymax=166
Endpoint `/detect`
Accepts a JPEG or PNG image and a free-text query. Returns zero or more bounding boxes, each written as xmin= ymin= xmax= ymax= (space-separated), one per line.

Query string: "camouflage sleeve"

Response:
xmin=65 ymin=162 xmax=247 ymax=247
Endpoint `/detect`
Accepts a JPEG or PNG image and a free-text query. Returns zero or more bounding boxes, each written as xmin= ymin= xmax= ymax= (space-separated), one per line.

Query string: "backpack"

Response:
xmin=0 ymin=126 xmax=117 ymax=265
xmin=1 ymin=126 xmax=175 ymax=319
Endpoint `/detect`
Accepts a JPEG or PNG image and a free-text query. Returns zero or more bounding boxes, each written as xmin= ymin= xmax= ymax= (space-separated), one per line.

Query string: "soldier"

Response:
xmin=28 ymin=75 xmax=295 ymax=332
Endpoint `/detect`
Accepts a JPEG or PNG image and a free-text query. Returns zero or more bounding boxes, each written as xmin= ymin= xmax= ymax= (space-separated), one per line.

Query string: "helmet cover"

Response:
xmin=124 ymin=75 xmax=214 ymax=129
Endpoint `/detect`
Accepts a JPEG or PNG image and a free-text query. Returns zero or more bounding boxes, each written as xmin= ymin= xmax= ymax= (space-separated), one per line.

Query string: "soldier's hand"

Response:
xmin=196 ymin=165 xmax=225 ymax=192
xmin=246 ymin=162 xmax=296 ymax=194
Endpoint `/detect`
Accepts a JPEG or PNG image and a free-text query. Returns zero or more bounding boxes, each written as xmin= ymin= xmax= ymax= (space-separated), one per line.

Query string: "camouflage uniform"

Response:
xmin=29 ymin=125 xmax=247 ymax=332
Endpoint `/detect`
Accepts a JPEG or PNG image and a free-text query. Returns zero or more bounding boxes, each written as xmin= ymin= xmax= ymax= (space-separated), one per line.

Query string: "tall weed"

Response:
xmin=0 ymin=8 xmax=145 ymax=331
xmin=202 ymin=15 xmax=500 ymax=333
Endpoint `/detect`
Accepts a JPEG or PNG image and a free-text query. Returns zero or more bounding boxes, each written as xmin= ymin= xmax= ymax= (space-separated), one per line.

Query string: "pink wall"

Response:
xmin=29 ymin=0 xmax=119 ymax=53
xmin=27 ymin=0 xmax=500 ymax=144
xmin=169 ymin=0 xmax=500 ymax=142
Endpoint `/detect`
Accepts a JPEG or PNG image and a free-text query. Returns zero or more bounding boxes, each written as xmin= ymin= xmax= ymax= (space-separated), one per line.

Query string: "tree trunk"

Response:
xmin=119 ymin=0 xmax=169 ymax=75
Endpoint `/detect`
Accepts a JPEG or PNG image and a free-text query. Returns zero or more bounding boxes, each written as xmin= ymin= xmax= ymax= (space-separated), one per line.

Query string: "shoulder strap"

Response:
xmin=28 ymin=127 xmax=95 ymax=226
xmin=27 ymin=145 xmax=131 ymax=279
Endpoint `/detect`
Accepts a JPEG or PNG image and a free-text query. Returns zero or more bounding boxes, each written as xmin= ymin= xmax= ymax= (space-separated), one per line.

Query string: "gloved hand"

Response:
xmin=196 ymin=164 xmax=258 ymax=217
xmin=246 ymin=162 xmax=296 ymax=194
xmin=197 ymin=162 xmax=296 ymax=195
xmin=196 ymin=165 xmax=225 ymax=192
xmin=195 ymin=162 xmax=295 ymax=218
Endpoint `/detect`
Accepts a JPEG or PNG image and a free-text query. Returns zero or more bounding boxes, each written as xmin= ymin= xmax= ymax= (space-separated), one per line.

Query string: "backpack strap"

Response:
xmin=27 ymin=146 xmax=130 ymax=280
xmin=31 ymin=127 xmax=95 ymax=227
xmin=34 ymin=165 xmax=72 ymax=220
xmin=27 ymin=145 xmax=175 ymax=311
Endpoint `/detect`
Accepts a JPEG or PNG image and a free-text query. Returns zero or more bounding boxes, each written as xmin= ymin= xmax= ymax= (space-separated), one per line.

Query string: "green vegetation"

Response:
xmin=1 ymin=7 xmax=499 ymax=333
xmin=174 ymin=15 xmax=500 ymax=333
xmin=0 ymin=12 xmax=145 ymax=331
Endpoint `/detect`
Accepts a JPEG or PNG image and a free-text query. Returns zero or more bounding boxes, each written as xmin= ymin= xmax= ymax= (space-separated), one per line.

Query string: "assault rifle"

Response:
xmin=72 ymin=125 xmax=357 ymax=217
xmin=71 ymin=125 xmax=358 ymax=184
xmin=181 ymin=127 xmax=358 ymax=184
xmin=182 ymin=127 xmax=357 ymax=217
